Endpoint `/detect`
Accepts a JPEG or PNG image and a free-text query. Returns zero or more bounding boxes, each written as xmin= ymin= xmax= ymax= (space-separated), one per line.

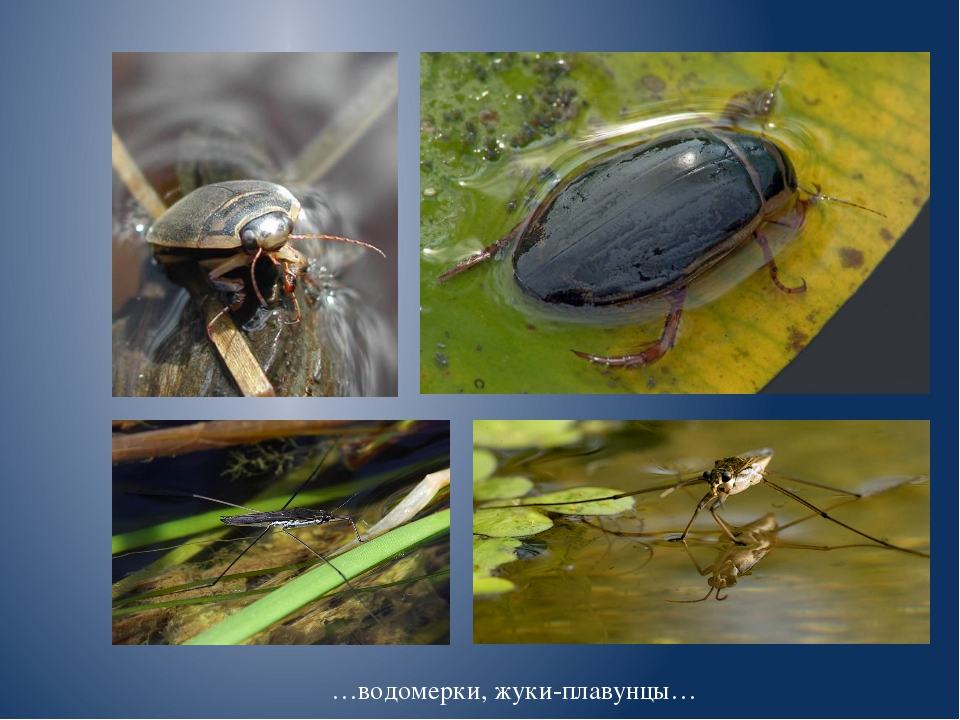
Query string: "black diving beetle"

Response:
xmin=439 ymin=127 xmax=810 ymax=366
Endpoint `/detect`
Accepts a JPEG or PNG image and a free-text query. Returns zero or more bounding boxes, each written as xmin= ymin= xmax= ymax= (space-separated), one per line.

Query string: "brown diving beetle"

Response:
xmin=147 ymin=179 xmax=385 ymax=335
xmin=439 ymin=106 xmax=880 ymax=367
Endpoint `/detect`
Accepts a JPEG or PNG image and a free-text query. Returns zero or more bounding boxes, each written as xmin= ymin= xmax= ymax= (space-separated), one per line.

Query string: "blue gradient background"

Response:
xmin=0 ymin=1 xmax=950 ymax=718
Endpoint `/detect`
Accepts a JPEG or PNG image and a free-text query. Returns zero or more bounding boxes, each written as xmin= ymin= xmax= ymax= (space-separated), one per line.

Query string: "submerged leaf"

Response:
xmin=474 ymin=574 xmax=516 ymax=595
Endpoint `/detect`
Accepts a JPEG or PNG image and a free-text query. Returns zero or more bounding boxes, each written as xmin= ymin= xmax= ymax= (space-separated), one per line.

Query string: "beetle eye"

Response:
xmin=241 ymin=228 xmax=259 ymax=252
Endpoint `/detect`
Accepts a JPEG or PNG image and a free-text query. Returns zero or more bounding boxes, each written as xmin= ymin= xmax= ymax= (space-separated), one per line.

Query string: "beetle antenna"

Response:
xmin=801 ymin=183 xmax=886 ymax=217
xmin=289 ymin=233 xmax=387 ymax=259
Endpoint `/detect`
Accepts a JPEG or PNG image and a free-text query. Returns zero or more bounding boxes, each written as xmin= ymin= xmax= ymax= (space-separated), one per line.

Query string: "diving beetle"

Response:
xmin=147 ymin=179 xmax=385 ymax=333
xmin=439 ymin=85 xmax=879 ymax=367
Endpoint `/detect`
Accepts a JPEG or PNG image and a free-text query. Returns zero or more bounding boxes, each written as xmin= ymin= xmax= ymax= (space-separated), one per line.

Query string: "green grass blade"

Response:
xmin=184 ymin=509 xmax=450 ymax=645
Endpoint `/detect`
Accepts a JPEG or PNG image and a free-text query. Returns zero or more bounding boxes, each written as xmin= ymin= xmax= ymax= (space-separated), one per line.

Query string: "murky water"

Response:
xmin=474 ymin=420 xmax=929 ymax=644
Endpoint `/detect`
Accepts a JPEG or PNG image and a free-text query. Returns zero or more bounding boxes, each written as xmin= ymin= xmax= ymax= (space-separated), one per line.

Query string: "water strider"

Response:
xmin=183 ymin=444 xmax=386 ymax=631
xmin=113 ymin=441 xmax=388 ymax=635
xmin=484 ymin=448 xmax=929 ymax=559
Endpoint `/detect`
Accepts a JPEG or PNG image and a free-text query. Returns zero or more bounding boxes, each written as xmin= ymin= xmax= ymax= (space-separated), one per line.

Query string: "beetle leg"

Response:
xmin=206 ymin=306 xmax=230 ymax=340
xmin=274 ymin=246 xmax=308 ymax=295
xmin=438 ymin=235 xmax=514 ymax=282
xmin=571 ymin=288 xmax=686 ymax=367
xmin=269 ymin=247 xmax=307 ymax=325
xmin=205 ymin=290 xmax=246 ymax=340
xmin=279 ymin=293 xmax=302 ymax=326
xmin=201 ymin=253 xmax=254 ymax=279
xmin=754 ymin=231 xmax=806 ymax=294
xmin=200 ymin=254 xmax=259 ymax=302
xmin=208 ymin=276 xmax=245 ymax=294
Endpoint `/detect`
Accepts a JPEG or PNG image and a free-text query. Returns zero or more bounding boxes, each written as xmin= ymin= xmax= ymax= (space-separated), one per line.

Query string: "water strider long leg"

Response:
xmin=706 ymin=499 xmax=740 ymax=544
xmin=279 ymin=441 xmax=339 ymax=510
xmin=762 ymin=469 xmax=863 ymax=496
xmin=668 ymin=586 xmax=721 ymax=603
xmin=481 ymin=476 xmax=706 ymax=511
xmin=759 ymin=477 xmax=929 ymax=558
xmin=676 ymin=491 xmax=717 ymax=541
xmin=199 ymin=525 xmax=273 ymax=589
xmin=280 ymin=528 xmax=386 ymax=631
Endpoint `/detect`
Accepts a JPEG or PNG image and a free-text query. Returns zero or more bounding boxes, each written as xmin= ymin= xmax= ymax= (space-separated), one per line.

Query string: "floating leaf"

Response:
xmin=474 ymin=420 xmax=582 ymax=449
xmin=474 ymin=475 xmax=534 ymax=502
xmin=474 ymin=506 xmax=554 ymax=538
xmin=474 ymin=537 xmax=522 ymax=573
xmin=420 ymin=52 xmax=929 ymax=393
xmin=473 ymin=449 xmax=498 ymax=483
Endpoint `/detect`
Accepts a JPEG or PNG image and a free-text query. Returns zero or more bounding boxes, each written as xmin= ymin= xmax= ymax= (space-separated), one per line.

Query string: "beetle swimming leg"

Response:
xmin=201 ymin=254 xmax=254 ymax=282
xmin=205 ymin=290 xmax=246 ymax=340
xmin=438 ymin=235 xmax=514 ymax=281
xmin=278 ymin=293 xmax=302 ymax=326
xmin=571 ymin=288 xmax=686 ymax=367
xmin=754 ymin=232 xmax=806 ymax=294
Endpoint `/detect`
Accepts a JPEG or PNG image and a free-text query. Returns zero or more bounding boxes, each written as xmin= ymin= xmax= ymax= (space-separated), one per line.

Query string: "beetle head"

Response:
xmin=240 ymin=212 xmax=295 ymax=253
xmin=753 ymin=136 xmax=799 ymax=217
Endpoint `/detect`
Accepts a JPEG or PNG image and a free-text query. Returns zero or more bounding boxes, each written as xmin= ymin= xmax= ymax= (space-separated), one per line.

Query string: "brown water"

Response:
xmin=474 ymin=420 xmax=929 ymax=644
